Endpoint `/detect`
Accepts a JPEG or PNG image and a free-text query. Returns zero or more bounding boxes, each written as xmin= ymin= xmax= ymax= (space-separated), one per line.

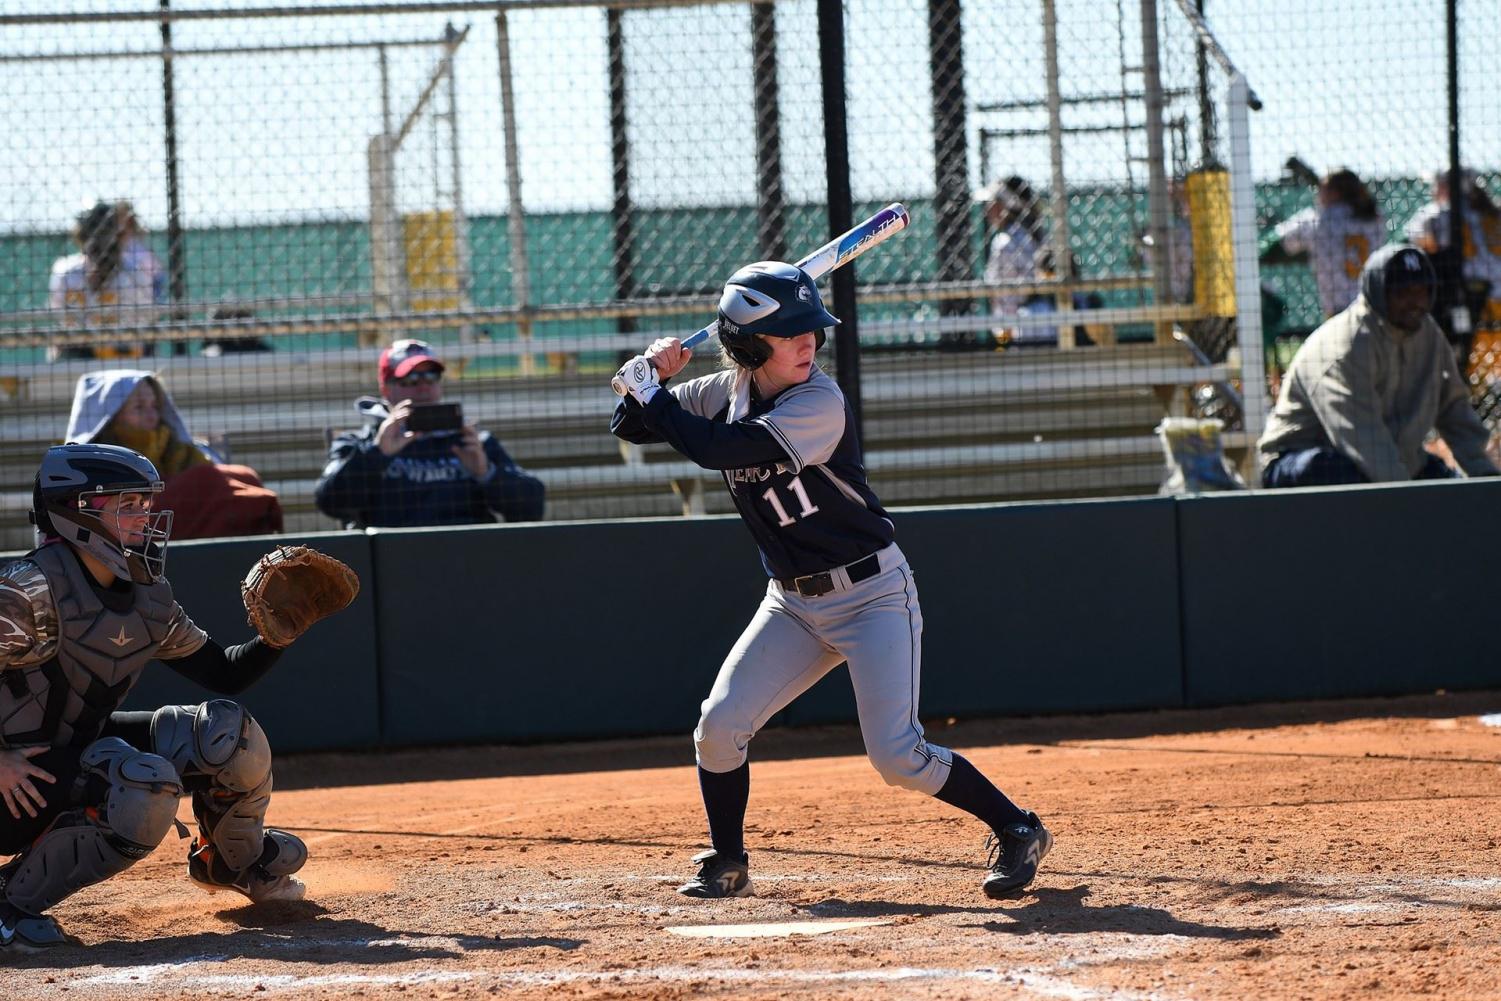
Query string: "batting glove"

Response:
xmin=611 ymin=355 xmax=661 ymax=405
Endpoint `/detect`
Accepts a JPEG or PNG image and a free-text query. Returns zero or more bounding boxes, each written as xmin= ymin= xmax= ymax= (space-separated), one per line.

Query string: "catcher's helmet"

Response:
xmin=1360 ymin=243 xmax=1436 ymax=323
xmin=716 ymin=261 xmax=840 ymax=370
xmin=31 ymin=443 xmax=171 ymax=584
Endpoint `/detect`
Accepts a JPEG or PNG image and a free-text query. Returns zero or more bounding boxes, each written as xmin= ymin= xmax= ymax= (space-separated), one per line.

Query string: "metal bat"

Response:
xmin=681 ymin=202 xmax=910 ymax=351
xmin=611 ymin=203 xmax=911 ymax=396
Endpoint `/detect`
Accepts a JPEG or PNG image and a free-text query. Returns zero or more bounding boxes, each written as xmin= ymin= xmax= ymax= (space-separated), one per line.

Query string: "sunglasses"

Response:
xmin=392 ymin=369 xmax=443 ymax=387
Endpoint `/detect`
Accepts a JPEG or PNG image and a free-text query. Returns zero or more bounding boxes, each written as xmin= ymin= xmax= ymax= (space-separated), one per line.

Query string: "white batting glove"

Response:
xmin=611 ymin=355 xmax=661 ymax=405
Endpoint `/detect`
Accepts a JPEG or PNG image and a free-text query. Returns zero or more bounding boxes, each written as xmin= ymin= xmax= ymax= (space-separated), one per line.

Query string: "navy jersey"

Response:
xmin=611 ymin=364 xmax=894 ymax=580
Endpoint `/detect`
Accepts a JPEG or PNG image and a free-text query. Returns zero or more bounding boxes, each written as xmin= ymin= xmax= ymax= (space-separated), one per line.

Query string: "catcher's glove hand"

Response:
xmin=241 ymin=545 xmax=360 ymax=649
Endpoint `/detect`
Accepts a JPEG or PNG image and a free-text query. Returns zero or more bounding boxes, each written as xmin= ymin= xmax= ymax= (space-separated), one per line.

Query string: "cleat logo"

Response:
xmin=0 ymin=923 xmax=12 ymax=946
xmin=1024 ymin=841 xmax=1041 ymax=865
xmin=716 ymin=872 xmax=739 ymax=894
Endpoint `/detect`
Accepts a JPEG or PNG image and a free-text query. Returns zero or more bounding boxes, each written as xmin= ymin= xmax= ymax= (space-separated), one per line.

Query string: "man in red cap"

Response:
xmin=314 ymin=339 xmax=544 ymax=527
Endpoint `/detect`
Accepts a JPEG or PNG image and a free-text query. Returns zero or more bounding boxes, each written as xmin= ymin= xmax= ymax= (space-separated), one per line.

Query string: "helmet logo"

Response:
xmin=1402 ymin=252 xmax=1421 ymax=271
xmin=796 ymin=284 xmax=812 ymax=302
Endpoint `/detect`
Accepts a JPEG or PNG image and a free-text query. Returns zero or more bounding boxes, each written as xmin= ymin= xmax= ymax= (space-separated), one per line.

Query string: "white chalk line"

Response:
xmin=38 ymin=933 xmax=1187 ymax=999
xmin=65 ymin=963 xmax=1177 ymax=1000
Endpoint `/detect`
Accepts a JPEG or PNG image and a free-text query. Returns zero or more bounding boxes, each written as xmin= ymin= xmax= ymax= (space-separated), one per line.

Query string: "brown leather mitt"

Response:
xmin=241 ymin=545 xmax=359 ymax=649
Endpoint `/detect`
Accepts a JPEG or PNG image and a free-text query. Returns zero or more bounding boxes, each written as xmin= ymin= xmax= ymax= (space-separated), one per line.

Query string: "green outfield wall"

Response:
xmin=22 ymin=477 xmax=1485 ymax=754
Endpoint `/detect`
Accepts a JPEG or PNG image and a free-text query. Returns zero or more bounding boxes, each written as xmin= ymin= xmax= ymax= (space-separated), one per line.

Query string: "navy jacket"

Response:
xmin=315 ymin=398 xmax=545 ymax=529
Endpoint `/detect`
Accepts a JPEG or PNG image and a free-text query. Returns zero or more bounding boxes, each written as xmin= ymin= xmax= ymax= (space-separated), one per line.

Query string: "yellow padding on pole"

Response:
xmin=1187 ymin=168 xmax=1235 ymax=317
xmin=403 ymin=210 xmax=461 ymax=312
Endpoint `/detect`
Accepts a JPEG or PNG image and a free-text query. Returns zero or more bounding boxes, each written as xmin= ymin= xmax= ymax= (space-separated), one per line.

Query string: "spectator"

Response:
xmin=977 ymin=176 xmax=1046 ymax=334
xmin=47 ymin=201 xmax=157 ymax=362
xmin=1262 ymin=168 xmax=1387 ymax=319
xmin=1404 ymin=167 xmax=1501 ymax=326
xmin=114 ymin=200 xmax=165 ymax=305
xmin=1014 ymin=249 xmax=1104 ymax=347
xmin=65 ymin=370 xmax=283 ymax=539
xmin=315 ymin=339 xmax=545 ymax=528
xmin=1259 ymin=244 xmax=1498 ymax=487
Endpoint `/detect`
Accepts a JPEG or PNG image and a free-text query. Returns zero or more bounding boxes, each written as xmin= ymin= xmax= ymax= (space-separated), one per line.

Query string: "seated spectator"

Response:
xmin=1404 ymin=167 xmax=1501 ymax=330
xmin=975 ymin=176 xmax=1045 ymax=346
xmin=115 ymin=199 xmax=165 ymax=304
xmin=65 ymin=370 xmax=283 ymax=539
xmin=1262 ymin=167 xmax=1387 ymax=319
xmin=1013 ymin=249 xmax=1104 ymax=347
xmin=1259 ymin=244 xmax=1498 ymax=487
xmin=315 ymin=339 xmax=545 ymax=528
xmin=47 ymin=201 xmax=158 ymax=362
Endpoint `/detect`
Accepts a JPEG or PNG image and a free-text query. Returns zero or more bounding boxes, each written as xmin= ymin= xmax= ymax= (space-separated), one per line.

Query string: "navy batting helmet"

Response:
xmin=31 ymin=443 xmax=171 ymax=584
xmin=716 ymin=261 xmax=840 ymax=370
xmin=1360 ymin=243 xmax=1436 ymax=323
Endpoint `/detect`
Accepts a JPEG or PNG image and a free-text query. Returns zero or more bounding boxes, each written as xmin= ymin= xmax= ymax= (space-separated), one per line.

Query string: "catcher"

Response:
xmin=0 ymin=444 xmax=358 ymax=951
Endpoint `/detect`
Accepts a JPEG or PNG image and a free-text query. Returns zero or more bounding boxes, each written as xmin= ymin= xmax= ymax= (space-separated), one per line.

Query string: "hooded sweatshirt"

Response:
xmin=314 ymin=396 xmax=545 ymax=528
xmin=64 ymin=369 xmax=210 ymax=478
xmin=1258 ymin=296 xmax=1497 ymax=481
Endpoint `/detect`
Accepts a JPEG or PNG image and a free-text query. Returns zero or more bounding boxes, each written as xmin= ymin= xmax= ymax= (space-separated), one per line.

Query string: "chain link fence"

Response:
xmin=1 ymin=0 xmax=1497 ymax=548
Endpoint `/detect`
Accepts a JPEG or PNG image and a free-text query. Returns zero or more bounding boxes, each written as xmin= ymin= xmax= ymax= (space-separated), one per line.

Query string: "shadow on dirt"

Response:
xmin=4 ymin=904 xmax=583 ymax=971
xmin=803 ymin=885 xmax=1279 ymax=941
xmin=968 ymin=884 xmax=1282 ymax=939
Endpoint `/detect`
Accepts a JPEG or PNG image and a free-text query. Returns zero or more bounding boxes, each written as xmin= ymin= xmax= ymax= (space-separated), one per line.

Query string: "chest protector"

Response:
xmin=0 ymin=544 xmax=176 ymax=748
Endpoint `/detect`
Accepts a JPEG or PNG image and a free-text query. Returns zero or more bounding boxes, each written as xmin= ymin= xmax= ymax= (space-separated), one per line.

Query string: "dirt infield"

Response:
xmin=7 ymin=691 xmax=1501 ymax=1000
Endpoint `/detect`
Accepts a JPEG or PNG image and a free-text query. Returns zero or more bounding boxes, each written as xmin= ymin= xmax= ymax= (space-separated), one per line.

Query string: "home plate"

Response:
xmin=666 ymin=918 xmax=891 ymax=939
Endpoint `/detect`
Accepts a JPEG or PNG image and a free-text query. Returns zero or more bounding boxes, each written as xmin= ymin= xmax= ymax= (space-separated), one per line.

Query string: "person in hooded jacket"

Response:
xmin=1259 ymin=244 xmax=1499 ymax=487
xmin=314 ymin=339 xmax=545 ymax=528
xmin=66 ymin=370 xmax=282 ymax=539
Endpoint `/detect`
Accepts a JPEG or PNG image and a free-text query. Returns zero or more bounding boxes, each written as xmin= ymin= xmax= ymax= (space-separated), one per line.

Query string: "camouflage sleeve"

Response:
xmin=154 ymin=602 xmax=210 ymax=661
xmin=0 ymin=577 xmax=39 ymax=668
xmin=0 ymin=562 xmax=56 ymax=670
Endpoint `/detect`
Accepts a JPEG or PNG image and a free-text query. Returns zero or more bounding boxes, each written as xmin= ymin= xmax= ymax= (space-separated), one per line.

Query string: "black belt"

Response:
xmin=777 ymin=552 xmax=882 ymax=598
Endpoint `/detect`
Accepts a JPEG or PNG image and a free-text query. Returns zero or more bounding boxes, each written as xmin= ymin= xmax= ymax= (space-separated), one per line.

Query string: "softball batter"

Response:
xmin=611 ymin=261 xmax=1051 ymax=900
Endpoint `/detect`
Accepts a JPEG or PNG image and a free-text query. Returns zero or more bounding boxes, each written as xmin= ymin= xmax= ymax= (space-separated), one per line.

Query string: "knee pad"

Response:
xmin=2 ymin=738 xmax=182 ymax=915
xmin=152 ymin=701 xmax=276 ymax=872
xmin=151 ymin=701 xmax=272 ymax=792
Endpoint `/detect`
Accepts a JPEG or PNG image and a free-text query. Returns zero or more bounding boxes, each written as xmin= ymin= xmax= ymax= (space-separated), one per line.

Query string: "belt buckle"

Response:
xmin=795 ymin=572 xmax=834 ymax=597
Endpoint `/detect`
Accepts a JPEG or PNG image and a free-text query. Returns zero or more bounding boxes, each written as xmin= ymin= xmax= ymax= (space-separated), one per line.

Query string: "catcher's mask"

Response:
xmin=716 ymin=261 xmax=840 ymax=370
xmin=31 ymin=443 xmax=172 ymax=584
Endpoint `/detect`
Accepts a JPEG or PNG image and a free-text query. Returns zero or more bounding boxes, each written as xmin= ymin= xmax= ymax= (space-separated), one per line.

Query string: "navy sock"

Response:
xmin=933 ymin=753 xmax=1029 ymax=833
xmin=697 ymin=761 xmax=750 ymax=862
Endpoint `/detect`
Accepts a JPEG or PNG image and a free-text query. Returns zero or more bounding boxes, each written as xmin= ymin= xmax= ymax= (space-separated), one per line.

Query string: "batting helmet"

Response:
xmin=716 ymin=261 xmax=840 ymax=370
xmin=1360 ymin=243 xmax=1436 ymax=323
xmin=31 ymin=443 xmax=171 ymax=584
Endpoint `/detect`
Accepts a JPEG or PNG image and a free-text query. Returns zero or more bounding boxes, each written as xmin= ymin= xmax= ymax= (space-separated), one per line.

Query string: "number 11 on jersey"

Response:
xmin=762 ymin=476 xmax=820 ymax=527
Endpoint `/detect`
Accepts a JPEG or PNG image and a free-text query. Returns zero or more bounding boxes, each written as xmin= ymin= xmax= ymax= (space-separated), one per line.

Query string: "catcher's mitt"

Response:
xmin=241 ymin=545 xmax=360 ymax=649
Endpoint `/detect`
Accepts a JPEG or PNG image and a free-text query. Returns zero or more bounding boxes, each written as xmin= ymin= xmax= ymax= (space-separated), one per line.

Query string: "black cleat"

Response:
xmin=677 ymin=849 xmax=752 ymax=899
xmin=0 ymin=902 xmax=78 ymax=952
xmin=982 ymin=812 xmax=1053 ymax=899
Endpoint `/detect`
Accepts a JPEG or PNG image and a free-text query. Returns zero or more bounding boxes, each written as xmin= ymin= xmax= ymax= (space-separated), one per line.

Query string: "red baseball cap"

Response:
xmin=378 ymin=339 xmax=446 ymax=384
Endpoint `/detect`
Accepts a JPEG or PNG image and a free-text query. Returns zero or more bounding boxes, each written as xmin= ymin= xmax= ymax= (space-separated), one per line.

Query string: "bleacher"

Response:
xmin=0 ymin=336 xmax=1246 ymax=551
